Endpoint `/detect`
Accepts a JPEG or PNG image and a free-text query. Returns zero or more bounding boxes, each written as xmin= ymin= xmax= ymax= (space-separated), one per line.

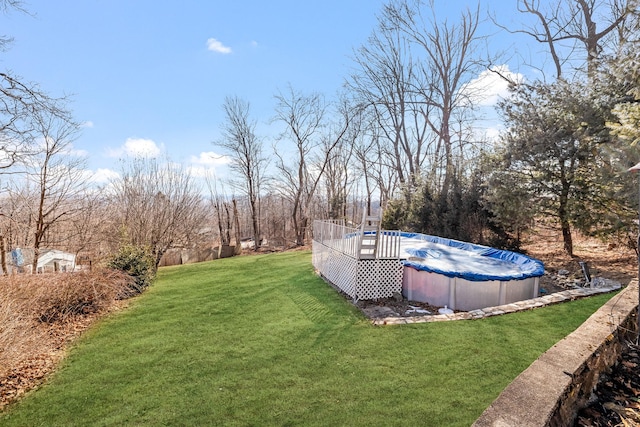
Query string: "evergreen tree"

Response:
xmin=494 ymin=78 xmax=620 ymax=256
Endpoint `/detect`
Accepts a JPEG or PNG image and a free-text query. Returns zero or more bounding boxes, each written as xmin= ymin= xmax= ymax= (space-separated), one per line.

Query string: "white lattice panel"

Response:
xmin=355 ymin=259 xmax=404 ymax=300
xmin=312 ymin=241 xmax=327 ymax=271
xmin=313 ymin=242 xmax=358 ymax=298
xmin=331 ymin=253 xmax=358 ymax=297
xmin=312 ymin=240 xmax=404 ymax=301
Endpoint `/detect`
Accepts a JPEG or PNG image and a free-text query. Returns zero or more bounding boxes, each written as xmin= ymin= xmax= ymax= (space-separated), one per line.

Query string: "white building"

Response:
xmin=0 ymin=248 xmax=77 ymax=274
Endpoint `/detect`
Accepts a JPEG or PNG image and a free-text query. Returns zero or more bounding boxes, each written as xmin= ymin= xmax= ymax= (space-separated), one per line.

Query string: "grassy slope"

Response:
xmin=0 ymin=251 xmax=614 ymax=426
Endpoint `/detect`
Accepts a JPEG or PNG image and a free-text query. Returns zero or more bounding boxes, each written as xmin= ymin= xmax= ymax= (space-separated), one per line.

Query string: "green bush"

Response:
xmin=105 ymin=244 xmax=156 ymax=296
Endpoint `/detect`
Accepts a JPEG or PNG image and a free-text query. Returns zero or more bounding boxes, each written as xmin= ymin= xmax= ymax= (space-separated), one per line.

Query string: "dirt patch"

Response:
xmin=0 ymin=314 xmax=103 ymax=409
xmin=357 ymin=295 xmax=444 ymax=318
xmin=0 ymin=307 xmax=126 ymax=410
xmin=521 ymin=227 xmax=636 ymax=286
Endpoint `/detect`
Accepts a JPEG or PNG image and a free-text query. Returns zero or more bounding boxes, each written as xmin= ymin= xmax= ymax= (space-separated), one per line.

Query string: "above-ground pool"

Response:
xmin=398 ymin=232 xmax=544 ymax=311
xmin=311 ymin=220 xmax=545 ymax=311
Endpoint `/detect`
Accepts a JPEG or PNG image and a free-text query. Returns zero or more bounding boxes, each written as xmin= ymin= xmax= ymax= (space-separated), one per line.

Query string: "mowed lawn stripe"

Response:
xmin=0 ymin=251 xmax=614 ymax=426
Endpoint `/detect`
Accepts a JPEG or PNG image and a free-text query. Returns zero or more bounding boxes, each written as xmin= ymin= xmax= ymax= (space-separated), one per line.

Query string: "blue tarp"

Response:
xmin=11 ymin=248 xmax=24 ymax=267
xmin=399 ymin=232 xmax=544 ymax=282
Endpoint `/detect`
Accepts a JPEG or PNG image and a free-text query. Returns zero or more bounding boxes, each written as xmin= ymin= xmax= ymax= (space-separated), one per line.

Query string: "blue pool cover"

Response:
xmin=399 ymin=232 xmax=545 ymax=282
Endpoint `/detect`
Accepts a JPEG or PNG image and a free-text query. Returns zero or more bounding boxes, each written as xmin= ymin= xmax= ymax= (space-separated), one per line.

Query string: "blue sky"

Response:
xmin=2 ymin=0 xmax=531 ymax=184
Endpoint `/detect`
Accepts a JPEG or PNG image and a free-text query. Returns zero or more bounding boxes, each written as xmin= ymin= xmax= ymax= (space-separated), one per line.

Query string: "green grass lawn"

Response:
xmin=0 ymin=251 xmax=615 ymax=426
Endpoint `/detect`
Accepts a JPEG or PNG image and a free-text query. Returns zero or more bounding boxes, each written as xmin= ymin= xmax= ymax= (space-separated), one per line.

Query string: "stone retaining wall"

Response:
xmin=473 ymin=281 xmax=638 ymax=426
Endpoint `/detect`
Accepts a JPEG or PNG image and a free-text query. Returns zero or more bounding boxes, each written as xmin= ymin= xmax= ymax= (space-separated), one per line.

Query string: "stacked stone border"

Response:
xmin=372 ymin=282 xmax=623 ymax=325
xmin=472 ymin=281 xmax=638 ymax=426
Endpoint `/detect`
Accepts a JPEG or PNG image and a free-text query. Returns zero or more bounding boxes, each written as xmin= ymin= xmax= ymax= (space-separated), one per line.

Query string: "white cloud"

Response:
xmin=460 ymin=65 xmax=525 ymax=107
xmin=107 ymin=137 xmax=163 ymax=158
xmin=81 ymin=121 xmax=94 ymax=128
xmin=250 ymin=40 xmax=258 ymax=48
xmin=89 ymin=168 xmax=120 ymax=184
xmin=124 ymin=138 xmax=162 ymax=157
xmin=206 ymin=38 xmax=232 ymax=54
xmin=188 ymin=151 xmax=232 ymax=178
xmin=69 ymin=148 xmax=89 ymax=157
xmin=484 ymin=126 xmax=502 ymax=141
xmin=190 ymin=151 xmax=232 ymax=166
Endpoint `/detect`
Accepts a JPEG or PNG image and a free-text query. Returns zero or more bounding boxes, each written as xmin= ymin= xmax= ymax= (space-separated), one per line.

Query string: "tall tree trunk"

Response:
xmin=0 ymin=235 xmax=7 ymax=275
xmin=561 ymin=220 xmax=573 ymax=257
xmin=292 ymin=190 xmax=303 ymax=247
xmin=32 ymin=230 xmax=42 ymax=274
xmin=233 ymin=199 xmax=242 ymax=255
xmin=250 ymin=197 xmax=260 ymax=251
xmin=559 ymin=190 xmax=573 ymax=256
xmin=154 ymin=249 xmax=165 ymax=269
xmin=296 ymin=216 xmax=308 ymax=246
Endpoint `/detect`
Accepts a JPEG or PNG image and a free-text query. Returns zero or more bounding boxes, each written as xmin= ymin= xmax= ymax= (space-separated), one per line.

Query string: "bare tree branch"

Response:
xmin=215 ymin=96 xmax=268 ymax=250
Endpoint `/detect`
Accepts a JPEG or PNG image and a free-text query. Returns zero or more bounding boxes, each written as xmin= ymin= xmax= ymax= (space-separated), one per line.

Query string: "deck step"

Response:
xmin=358 ymin=212 xmax=381 ymax=260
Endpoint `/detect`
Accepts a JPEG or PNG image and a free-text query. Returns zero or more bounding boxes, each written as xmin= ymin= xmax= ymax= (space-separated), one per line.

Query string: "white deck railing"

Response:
xmin=312 ymin=220 xmax=360 ymax=258
xmin=376 ymin=230 xmax=401 ymax=259
xmin=312 ymin=220 xmax=401 ymax=260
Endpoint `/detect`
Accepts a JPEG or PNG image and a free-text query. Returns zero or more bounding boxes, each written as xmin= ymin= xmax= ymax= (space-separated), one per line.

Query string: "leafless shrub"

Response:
xmin=0 ymin=269 xmax=133 ymax=377
xmin=30 ymin=269 xmax=133 ymax=323
xmin=0 ymin=280 xmax=40 ymax=376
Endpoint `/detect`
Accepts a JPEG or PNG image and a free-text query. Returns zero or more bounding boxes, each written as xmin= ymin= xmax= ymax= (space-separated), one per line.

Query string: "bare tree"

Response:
xmin=0 ymin=189 xmax=25 ymax=274
xmin=273 ymin=85 xmax=349 ymax=246
xmin=348 ymin=0 xmax=489 ymax=208
xmin=215 ymin=96 xmax=267 ymax=250
xmin=0 ymin=0 xmax=28 ymax=52
xmin=0 ymin=1 xmax=65 ymax=172
xmin=0 ymin=1 xmax=84 ymax=272
xmin=0 ymin=80 xmax=77 ymax=274
xmin=231 ymin=198 xmax=242 ymax=255
xmin=1 ymin=109 xmax=87 ymax=272
xmin=0 ymin=184 xmax=30 ymax=249
xmin=387 ymin=0 xmax=487 ymax=198
xmin=64 ymin=190 xmax=112 ymax=262
xmin=498 ymin=0 xmax=637 ymax=79
xmin=322 ymin=97 xmax=362 ymax=220
xmin=322 ymin=137 xmax=352 ymax=220
xmin=348 ymin=6 xmax=431 ymax=190
xmin=33 ymin=115 xmax=84 ymax=261
xmin=205 ymin=173 xmax=242 ymax=257
xmin=353 ymin=113 xmax=398 ymax=215
xmin=108 ymin=157 xmax=206 ymax=267
xmin=259 ymin=192 xmax=291 ymax=249
xmin=0 ymin=73 xmax=74 ymax=173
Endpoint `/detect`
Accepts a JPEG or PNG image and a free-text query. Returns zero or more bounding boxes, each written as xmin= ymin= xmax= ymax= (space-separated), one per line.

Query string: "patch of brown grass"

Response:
xmin=0 ymin=269 xmax=133 ymax=408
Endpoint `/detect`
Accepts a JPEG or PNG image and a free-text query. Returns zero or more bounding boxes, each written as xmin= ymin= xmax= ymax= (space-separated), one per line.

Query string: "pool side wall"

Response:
xmin=402 ymin=266 xmax=539 ymax=311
